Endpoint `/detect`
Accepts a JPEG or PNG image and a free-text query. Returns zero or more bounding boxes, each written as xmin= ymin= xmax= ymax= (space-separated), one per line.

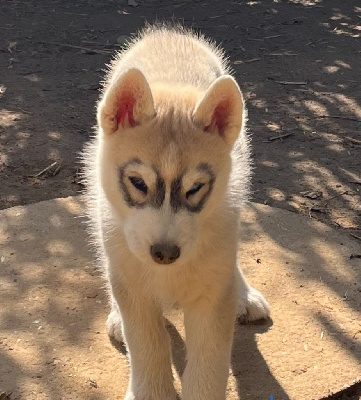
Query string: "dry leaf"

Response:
xmin=8 ymin=41 xmax=17 ymax=53
xmin=301 ymin=190 xmax=323 ymax=199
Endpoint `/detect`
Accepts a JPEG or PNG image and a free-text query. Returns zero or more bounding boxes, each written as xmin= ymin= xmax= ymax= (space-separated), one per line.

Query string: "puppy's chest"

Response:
xmin=151 ymin=267 xmax=206 ymax=306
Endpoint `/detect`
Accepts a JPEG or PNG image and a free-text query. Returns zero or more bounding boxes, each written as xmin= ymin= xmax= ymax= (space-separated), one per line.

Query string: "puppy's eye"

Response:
xmin=129 ymin=176 xmax=148 ymax=194
xmin=186 ymin=183 xmax=204 ymax=199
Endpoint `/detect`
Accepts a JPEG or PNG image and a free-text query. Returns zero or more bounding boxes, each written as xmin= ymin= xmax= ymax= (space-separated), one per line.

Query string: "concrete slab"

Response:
xmin=0 ymin=197 xmax=360 ymax=400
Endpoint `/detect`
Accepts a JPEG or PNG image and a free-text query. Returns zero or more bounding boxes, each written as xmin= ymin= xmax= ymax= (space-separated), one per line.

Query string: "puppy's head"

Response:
xmin=97 ymin=68 xmax=245 ymax=266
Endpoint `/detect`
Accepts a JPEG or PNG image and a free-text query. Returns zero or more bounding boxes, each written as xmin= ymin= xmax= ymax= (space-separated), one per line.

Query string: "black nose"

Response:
xmin=150 ymin=244 xmax=180 ymax=265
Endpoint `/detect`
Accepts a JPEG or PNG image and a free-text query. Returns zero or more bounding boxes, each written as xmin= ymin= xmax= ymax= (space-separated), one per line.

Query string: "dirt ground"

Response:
xmin=0 ymin=0 xmax=361 ymax=399
xmin=1 ymin=198 xmax=360 ymax=400
xmin=1 ymin=0 xmax=360 ymax=233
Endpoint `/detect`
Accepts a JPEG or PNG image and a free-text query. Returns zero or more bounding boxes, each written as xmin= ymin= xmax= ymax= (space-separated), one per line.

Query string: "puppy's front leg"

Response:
xmin=182 ymin=292 xmax=237 ymax=400
xmin=113 ymin=288 xmax=177 ymax=400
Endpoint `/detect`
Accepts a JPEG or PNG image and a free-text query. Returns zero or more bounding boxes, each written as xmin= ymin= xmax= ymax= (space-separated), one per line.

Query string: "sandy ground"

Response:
xmin=0 ymin=197 xmax=360 ymax=400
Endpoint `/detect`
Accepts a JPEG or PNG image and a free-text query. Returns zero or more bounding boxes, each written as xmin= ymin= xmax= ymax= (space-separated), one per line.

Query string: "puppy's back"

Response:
xmin=107 ymin=25 xmax=230 ymax=91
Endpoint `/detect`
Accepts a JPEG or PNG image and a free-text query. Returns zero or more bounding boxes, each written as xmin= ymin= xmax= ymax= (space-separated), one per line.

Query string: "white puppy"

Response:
xmin=83 ymin=24 xmax=270 ymax=400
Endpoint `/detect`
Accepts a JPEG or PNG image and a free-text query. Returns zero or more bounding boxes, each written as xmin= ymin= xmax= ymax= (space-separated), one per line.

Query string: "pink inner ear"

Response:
xmin=204 ymin=100 xmax=230 ymax=137
xmin=116 ymin=93 xmax=137 ymax=128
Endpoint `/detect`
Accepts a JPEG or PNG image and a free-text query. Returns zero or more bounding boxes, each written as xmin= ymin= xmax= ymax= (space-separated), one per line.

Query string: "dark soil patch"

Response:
xmin=1 ymin=0 xmax=360 ymax=234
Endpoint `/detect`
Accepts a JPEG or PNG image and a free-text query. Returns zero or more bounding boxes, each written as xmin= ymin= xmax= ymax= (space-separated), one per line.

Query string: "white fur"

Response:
xmin=83 ymin=24 xmax=270 ymax=400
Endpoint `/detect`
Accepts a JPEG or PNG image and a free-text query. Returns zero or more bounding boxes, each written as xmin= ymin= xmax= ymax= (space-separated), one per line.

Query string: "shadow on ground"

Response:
xmin=0 ymin=197 xmax=114 ymax=399
xmin=1 ymin=197 xmax=360 ymax=399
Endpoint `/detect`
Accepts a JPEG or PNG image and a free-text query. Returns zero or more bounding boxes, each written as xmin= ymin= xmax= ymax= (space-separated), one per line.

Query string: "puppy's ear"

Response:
xmin=97 ymin=68 xmax=155 ymax=134
xmin=193 ymin=75 xmax=245 ymax=147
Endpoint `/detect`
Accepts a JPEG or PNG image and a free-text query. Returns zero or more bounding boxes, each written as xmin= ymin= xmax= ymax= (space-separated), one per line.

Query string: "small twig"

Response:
xmin=244 ymin=58 xmax=261 ymax=63
xmin=293 ymin=88 xmax=314 ymax=93
xmin=353 ymin=330 xmax=361 ymax=339
xmin=350 ymin=254 xmax=361 ymax=259
xmin=81 ymin=40 xmax=115 ymax=47
xmin=0 ymin=392 xmax=12 ymax=400
xmin=63 ymin=12 xmax=88 ymax=15
xmin=264 ymin=34 xmax=282 ymax=39
xmin=266 ymin=52 xmax=299 ymax=56
xmin=309 ymin=206 xmax=328 ymax=213
xmin=323 ymin=191 xmax=351 ymax=206
xmin=350 ymin=180 xmax=361 ymax=185
xmin=39 ymin=41 xmax=112 ymax=55
xmin=264 ymin=133 xmax=294 ymax=142
xmin=234 ymin=58 xmax=261 ymax=65
xmin=350 ymin=233 xmax=361 ymax=241
xmin=35 ymin=162 xmax=57 ymax=177
xmin=234 ymin=45 xmax=246 ymax=52
xmin=313 ymin=115 xmax=361 ymax=123
xmin=275 ymin=81 xmax=307 ymax=85
xmin=52 ymin=164 xmax=62 ymax=176
xmin=344 ymin=136 xmax=361 ymax=146
xmin=308 ymin=207 xmax=313 ymax=219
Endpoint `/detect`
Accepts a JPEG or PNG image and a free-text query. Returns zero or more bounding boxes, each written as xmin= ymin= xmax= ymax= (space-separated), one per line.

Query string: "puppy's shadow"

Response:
xmin=232 ymin=318 xmax=290 ymax=400
xmin=166 ymin=317 xmax=289 ymax=399
xmin=109 ymin=318 xmax=287 ymax=399
xmin=109 ymin=335 xmax=127 ymax=356
xmin=166 ymin=319 xmax=187 ymax=377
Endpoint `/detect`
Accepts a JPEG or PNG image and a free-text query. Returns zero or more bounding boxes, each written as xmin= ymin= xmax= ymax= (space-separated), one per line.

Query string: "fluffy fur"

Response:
xmin=83 ymin=24 xmax=270 ymax=400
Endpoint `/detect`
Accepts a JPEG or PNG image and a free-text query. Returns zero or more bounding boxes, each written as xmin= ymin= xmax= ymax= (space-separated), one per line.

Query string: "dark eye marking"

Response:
xmin=129 ymin=176 xmax=148 ymax=194
xmin=170 ymin=178 xmax=182 ymax=213
xmin=170 ymin=163 xmax=215 ymax=213
xmin=119 ymin=159 xmax=146 ymax=209
xmin=154 ymin=176 xmax=166 ymax=208
xmin=119 ymin=160 xmax=215 ymax=212
xmin=186 ymin=182 xmax=205 ymax=199
xmin=119 ymin=159 xmax=165 ymax=209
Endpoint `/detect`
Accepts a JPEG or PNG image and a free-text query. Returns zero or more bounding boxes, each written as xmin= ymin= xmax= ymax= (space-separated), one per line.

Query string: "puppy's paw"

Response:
xmin=124 ymin=391 xmax=135 ymax=400
xmin=106 ymin=309 xmax=123 ymax=343
xmin=237 ymin=286 xmax=270 ymax=323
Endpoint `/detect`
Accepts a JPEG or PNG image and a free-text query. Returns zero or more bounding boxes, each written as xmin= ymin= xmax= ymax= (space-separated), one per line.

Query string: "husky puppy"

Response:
xmin=83 ymin=25 xmax=270 ymax=400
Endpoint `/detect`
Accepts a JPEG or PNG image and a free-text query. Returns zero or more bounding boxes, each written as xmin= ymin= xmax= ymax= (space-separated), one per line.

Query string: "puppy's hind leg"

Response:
xmin=236 ymin=266 xmax=270 ymax=323
xmin=106 ymin=297 xmax=124 ymax=343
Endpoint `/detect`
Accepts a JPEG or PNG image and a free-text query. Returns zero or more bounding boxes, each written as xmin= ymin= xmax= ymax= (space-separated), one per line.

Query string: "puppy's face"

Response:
xmin=117 ymin=158 xmax=217 ymax=265
xmin=100 ymin=119 xmax=231 ymax=266
xmin=97 ymin=69 xmax=245 ymax=266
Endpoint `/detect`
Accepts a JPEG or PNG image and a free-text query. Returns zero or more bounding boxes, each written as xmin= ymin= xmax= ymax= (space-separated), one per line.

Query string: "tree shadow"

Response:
xmin=239 ymin=202 xmax=361 ymax=398
xmin=0 ymin=197 xmax=109 ymax=399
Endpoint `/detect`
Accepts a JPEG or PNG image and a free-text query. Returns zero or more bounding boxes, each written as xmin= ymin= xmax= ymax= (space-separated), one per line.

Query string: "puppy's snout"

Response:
xmin=150 ymin=244 xmax=180 ymax=265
